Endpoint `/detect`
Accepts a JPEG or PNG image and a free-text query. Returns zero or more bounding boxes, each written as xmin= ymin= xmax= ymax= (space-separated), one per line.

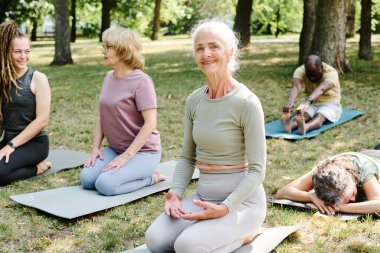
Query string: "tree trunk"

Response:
xmin=31 ymin=19 xmax=38 ymax=41
xmin=233 ymin=0 xmax=253 ymax=48
xmin=0 ymin=1 xmax=11 ymax=23
xmin=151 ymin=0 xmax=161 ymax=40
xmin=310 ymin=0 xmax=350 ymax=74
xmin=275 ymin=6 xmax=280 ymax=38
xmin=52 ymin=0 xmax=73 ymax=65
xmin=346 ymin=0 xmax=356 ymax=38
xmin=299 ymin=0 xmax=317 ymax=65
xmin=99 ymin=0 xmax=110 ymax=42
xmin=71 ymin=0 xmax=76 ymax=42
xmin=359 ymin=0 xmax=372 ymax=60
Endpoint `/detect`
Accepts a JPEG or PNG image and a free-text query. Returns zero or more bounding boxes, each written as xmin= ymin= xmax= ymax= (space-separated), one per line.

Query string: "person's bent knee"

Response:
xmin=145 ymin=225 xmax=174 ymax=253
xmin=174 ymin=237 xmax=209 ymax=253
xmin=314 ymin=113 xmax=326 ymax=126
xmin=0 ymin=177 xmax=11 ymax=186
xmin=94 ymin=177 xmax=119 ymax=196
xmin=79 ymin=170 xmax=96 ymax=190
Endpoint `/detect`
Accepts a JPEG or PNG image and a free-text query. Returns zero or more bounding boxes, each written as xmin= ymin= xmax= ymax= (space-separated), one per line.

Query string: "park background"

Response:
xmin=0 ymin=0 xmax=379 ymax=252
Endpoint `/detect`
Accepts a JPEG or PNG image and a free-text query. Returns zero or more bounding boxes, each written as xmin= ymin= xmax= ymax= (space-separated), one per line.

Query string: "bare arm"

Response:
xmin=305 ymin=80 xmax=334 ymax=103
xmin=283 ymin=78 xmax=302 ymax=112
xmin=85 ymin=115 xmax=105 ymax=167
xmin=275 ymin=171 xmax=315 ymax=202
xmin=0 ymin=72 xmax=51 ymax=163
xmin=275 ymin=170 xmax=336 ymax=215
xmin=91 ymin=115 xmax=104 ymax=150
xmin=282 ymin=78 xmax=302 ymax=112
xmin=296 ymin=80 xmax=335 ymax=113
xmin=337 ymin=177 xmax=380 ymax=214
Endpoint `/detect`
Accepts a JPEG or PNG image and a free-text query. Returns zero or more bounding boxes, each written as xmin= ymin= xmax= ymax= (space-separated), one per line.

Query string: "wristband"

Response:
xmin=305 ymin=96 xmax=313 ymax=103
xmin=7 ymin=141 xmax=15 ymax=148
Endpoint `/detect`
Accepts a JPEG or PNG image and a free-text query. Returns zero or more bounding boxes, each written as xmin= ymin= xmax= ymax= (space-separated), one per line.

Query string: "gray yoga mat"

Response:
xmin=11 ymin=160 xmax=199 ymax=219
xmin=121 ymin=225 xmax=303 ymax=253
xmin=44 ymin=149 xmax=88 ymax=174
xmin=268 ymin=198 xmax=364 ymax=221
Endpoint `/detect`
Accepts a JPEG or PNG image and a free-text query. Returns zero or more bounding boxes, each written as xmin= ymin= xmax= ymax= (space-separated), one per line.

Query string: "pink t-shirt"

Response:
xmin=99 ymin=69 xmax=161 ymax=154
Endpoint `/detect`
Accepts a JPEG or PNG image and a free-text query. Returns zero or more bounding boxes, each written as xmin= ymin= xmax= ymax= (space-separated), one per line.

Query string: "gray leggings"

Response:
xmin=145 ymin=170 xmax=266 ymax=253
xmin=80 ymin=147 xmax=161 ymax=195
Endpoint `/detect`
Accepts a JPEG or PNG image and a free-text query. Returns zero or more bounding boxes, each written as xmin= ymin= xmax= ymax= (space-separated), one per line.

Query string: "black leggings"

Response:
xmin=0 ymin=135 xmax=49 ymax=186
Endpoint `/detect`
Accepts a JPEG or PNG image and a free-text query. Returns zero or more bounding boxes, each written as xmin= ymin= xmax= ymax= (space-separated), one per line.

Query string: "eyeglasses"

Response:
xmin=102 ymin=44 xmax=113 ymax=52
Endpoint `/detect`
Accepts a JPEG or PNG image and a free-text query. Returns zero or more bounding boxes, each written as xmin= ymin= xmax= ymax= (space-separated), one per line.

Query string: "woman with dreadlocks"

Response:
xmin=0 ymin=21 xmax=51 ymax=186
xmin=275 ymin=150 xmax=380 ymax=215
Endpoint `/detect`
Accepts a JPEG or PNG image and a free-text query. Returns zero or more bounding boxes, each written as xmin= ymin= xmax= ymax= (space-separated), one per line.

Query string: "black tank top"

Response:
xmin=1 ymin=68 xmax=46 ymax=139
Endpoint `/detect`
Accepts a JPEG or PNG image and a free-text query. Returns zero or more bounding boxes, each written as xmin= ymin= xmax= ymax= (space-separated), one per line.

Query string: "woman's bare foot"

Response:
xmin=37 ymin=160 xmax=52 ymax=175
xmin=242 ymin=227 xmax=264 ymax=245
xmin=280 ymin=112 xmax=292 ymax=133
xmin=152 ymin=170 xmax=167 ymax=184
xmin=295 ymin=112 xmax=307 ymax=135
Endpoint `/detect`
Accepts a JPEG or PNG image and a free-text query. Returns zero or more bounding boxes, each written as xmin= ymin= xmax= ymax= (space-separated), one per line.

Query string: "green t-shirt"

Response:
xmin=169 ymin=83 xmax=266 ymax=211
xmin=333 ymin=152 xmax=380 ymax=200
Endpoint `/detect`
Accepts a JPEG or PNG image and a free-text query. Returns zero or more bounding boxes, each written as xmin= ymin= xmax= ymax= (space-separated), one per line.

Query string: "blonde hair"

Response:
xmin=102 ymin=27 xmax=144 ymax=70
xmin=191 ymin=20 xmax=240 ymax=74
xmin=0 ymin=21 xmax=26 ymax=122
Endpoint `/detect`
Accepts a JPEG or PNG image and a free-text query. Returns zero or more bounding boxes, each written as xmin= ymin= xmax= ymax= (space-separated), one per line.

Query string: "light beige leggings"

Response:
xmin=145 ymin=170 xmax=266 ymax=253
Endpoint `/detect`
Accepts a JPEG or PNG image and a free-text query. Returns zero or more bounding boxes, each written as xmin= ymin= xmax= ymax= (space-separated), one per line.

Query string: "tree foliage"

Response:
xmin=355 ymin=0 xmax=380 ymax=33
xmin=0 ymin=0 xmax=53 ymax=33
xmin=2 ymin=0 xmax=380 ymax=41
xmin=251 ymin=0 xmax=303 ymax=35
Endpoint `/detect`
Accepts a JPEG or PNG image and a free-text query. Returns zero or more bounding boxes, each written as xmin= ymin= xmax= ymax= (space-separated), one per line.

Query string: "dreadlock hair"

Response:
xmin=312 ymin=155 xmax=359 ymax=206
xmin=0 ymin=21 xmax=26 ymax=123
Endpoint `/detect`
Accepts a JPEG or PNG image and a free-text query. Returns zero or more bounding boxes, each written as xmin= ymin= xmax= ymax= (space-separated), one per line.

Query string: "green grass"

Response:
xmin=0 ymin=38 xmax=379 ymax=252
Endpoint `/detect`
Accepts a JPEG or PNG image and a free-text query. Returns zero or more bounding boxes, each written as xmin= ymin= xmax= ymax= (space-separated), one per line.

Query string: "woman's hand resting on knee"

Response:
xmin=181 ymin=200 xmax=229 ymax=220
xmin=0 ymin=145 xmax=15 ymax=163
xmin=85 ymin=148 xmax=104 ymax=167
xmin=164 ymin=192 xmax=229 ymax=220
xmin=165 ymin=192 xmax=186 ymax=218
xmin=103 ymin=153 xmax=131 ymax=173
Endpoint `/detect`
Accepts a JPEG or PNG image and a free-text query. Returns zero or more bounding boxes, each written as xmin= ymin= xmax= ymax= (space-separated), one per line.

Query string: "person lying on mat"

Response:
xmin=145 ymin=20 xmax=267 ymax=253
xmin=80 ymin=27 xmax=165 ymax=196
xmin=280 ymin=55 xmax=342 ymax=135
xmin=276 ymin=150 xmax=380 ymax=215
xmin=0 ymin=21 xmax=51 ymax=186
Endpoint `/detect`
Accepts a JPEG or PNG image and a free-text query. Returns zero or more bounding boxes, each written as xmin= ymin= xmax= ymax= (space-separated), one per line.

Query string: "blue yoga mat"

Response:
xmin=265 ymin=108 xmax=364 ymax=140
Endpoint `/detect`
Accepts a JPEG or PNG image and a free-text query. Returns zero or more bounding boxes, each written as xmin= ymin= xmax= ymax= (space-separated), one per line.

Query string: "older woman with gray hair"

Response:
xmin=276 ymin=150 xmax=380 ymax=215
xmin=145 ymin=20 xmax=267 ymax=252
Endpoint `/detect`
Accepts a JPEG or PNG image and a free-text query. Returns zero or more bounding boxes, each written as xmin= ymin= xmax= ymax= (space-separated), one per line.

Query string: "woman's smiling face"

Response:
xmin=193 ymin=27 xmax=232 ymax=76
xmin=11 ymin=37 xmax=30 ymax=72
